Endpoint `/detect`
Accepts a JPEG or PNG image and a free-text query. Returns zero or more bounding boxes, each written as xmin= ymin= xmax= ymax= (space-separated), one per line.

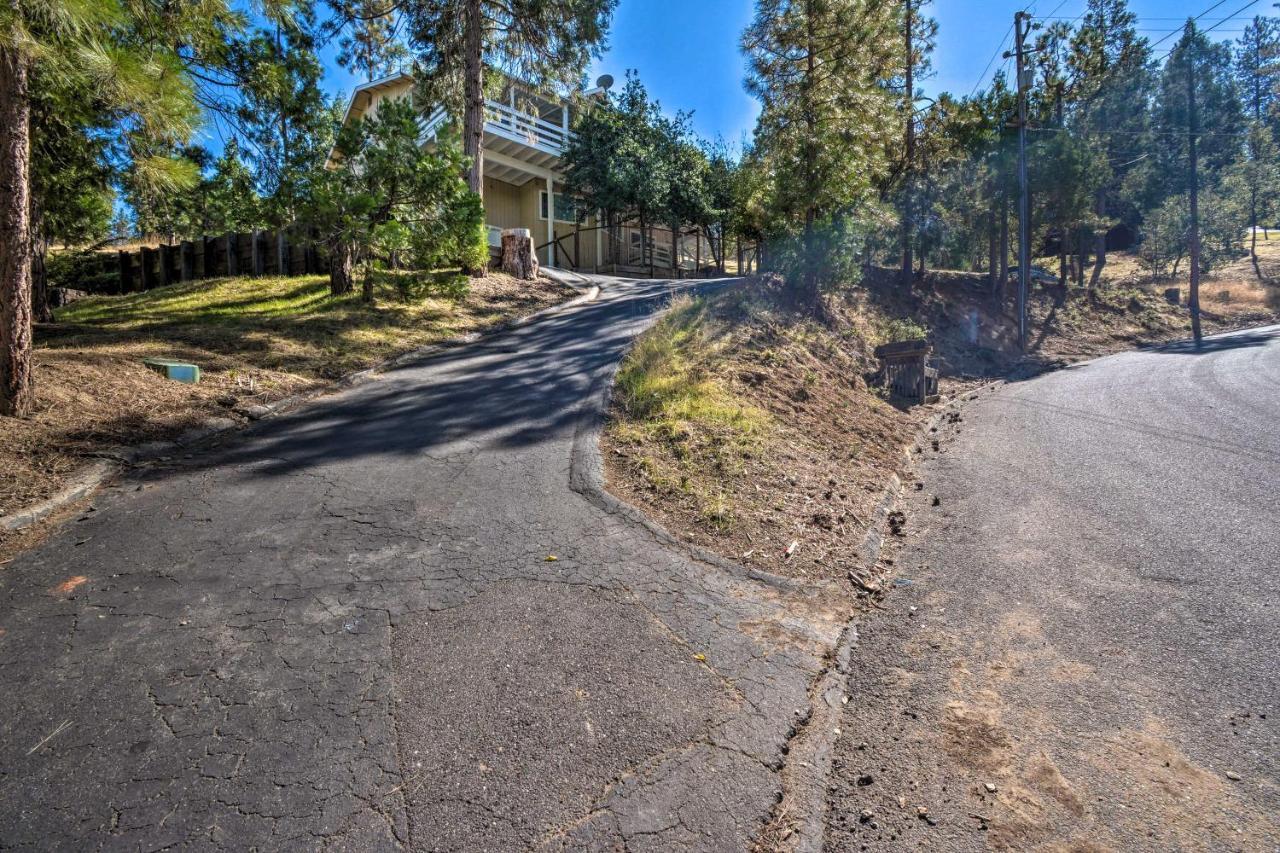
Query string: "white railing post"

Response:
xmin=545 ymin=176 xmax=556 ymax=267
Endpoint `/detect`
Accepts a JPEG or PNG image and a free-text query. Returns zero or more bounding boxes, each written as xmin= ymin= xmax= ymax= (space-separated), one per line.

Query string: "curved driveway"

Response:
xmin=0 ymin=279 xmax=843 ymax=851
xmin=828 ymin=325 xmax=1280 ymax=850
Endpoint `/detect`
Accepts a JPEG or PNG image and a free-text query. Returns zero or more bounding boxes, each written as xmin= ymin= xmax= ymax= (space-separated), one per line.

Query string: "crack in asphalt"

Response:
xmin=0 ymin=279 xmax=849 ymax=851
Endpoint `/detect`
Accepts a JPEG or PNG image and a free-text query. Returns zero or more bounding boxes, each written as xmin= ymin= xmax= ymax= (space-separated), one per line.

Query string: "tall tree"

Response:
xmin=401 ymin=0 xmax=617 ymax=200
xmin=1067 ymin=0 xmax=1153 ymax=288
xmin=898 ymin=0 xmax=937 ymax=285
xmin=1236 ymin=16 xmax=1280 ymax=269
xmin=0 ymin=0 xmax=228 ymax=417
xmin=231 ymin=9 xmax=336 ymax=249
xmin=743 ymin=0 xmax=902 ymax=306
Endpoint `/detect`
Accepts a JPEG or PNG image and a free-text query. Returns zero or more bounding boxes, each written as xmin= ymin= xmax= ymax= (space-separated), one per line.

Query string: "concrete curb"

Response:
xmin=0 ymin=284 xmax=602 ymax=534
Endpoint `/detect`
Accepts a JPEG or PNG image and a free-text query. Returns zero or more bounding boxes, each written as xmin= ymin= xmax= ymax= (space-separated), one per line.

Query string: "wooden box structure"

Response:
xmin=874 ymin=339 xmax=939 ymax=405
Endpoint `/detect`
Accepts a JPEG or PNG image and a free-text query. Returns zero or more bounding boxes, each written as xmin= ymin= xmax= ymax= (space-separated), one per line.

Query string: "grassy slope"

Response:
xmin=1 ymin=272 xmax=574 ymax=519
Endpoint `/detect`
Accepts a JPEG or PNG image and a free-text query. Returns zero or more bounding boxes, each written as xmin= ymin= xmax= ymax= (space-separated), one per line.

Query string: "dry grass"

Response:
xmin=1 ymin=271 xmax=576 ymax=519
xmin=604 ymin=279 xmax=920 ymax=583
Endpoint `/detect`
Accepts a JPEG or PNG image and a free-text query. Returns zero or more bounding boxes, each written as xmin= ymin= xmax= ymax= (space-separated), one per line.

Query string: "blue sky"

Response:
xmin=301 ymin=0 xmax=1271 ymax=151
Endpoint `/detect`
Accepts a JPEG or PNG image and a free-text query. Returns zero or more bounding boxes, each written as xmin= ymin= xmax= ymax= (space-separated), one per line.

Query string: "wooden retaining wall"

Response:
xmin=99 ymin=228 xmax=328 ymax=295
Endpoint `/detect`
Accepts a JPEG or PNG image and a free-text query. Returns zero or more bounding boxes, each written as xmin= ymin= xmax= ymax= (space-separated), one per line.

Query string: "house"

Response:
xmin=337 ymin=71 xmax=606 ymax=271
xmin=337 ymin=71 xmax=730 ymax=276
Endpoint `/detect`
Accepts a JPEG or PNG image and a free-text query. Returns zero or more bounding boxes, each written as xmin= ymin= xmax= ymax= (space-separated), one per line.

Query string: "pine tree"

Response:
xmin=1236 ymin=17 xmax=1280 ymax=269
xmin=0 ymin=0 xmax=228 ymax=416
xmin=1067 ymin=0 xmax=1153 ymax=288
xmin=898 ymin=0 xmax=937 ymax=285
xmin=743 ymin=0 xmax=902 ymax=306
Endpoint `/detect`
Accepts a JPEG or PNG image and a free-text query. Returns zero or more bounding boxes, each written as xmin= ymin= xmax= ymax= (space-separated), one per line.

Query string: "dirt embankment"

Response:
xmin=604 ymin=267 xmax=1279 ymax=588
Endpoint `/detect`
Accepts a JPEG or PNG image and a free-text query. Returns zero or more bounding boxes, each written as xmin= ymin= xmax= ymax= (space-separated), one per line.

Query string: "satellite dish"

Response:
xmin=596 ymin=74 xmax=614 ymax=91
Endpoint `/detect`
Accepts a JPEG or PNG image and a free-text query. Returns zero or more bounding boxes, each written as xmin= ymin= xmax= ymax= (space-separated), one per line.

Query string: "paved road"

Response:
xmin=0 ymin=278 xmax=845 ymax=850
xmin=827 ymin=325 xmax=1280 ymax=850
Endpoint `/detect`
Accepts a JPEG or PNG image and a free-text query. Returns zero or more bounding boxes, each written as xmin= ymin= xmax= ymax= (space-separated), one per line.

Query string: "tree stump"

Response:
xmin=501 ymin=228 xmax=538 ymax=280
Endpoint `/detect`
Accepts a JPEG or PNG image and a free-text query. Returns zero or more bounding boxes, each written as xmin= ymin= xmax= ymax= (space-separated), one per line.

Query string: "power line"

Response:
xmin=1148 ymin=0 xmax=1242 ymax=51
xmin=970 ymin=23 xmax=1015 ymax=97
xmin=1152 ymin=0 xmax=1263 ymax=63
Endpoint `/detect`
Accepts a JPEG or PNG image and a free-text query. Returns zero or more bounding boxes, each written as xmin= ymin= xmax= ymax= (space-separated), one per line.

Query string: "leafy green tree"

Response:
xmin=743 ymin=0 xmax=902 ymax=306
xmin=1146 ymin=24 xmax=1244 ymax=206
xmin=563 ymin=74 xmax=676 ymax=271
xmin=400 ymin=0 xmax=617 ymax=199
xmin=309 ymin=97 xmax=486 ymax=300
xmin=29 ymin=69 xmax=114 ymax=320
xmin=200 ymin=140 xmax=264 ymax=235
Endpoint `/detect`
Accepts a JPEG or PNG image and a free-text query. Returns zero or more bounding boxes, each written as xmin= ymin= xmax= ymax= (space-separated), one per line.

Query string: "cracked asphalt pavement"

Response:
xmin=0 ymin=278 xmax=847 ymax=851
xmin=827 ymin=325 xmax=1280 ymax=850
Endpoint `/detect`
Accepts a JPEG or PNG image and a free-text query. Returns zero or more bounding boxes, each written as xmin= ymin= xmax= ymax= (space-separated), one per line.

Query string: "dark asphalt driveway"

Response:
xmin=827 ymin=325 xmax=1280 ymax=850
xmin=0 ymin=278 xmax=845 ymax=850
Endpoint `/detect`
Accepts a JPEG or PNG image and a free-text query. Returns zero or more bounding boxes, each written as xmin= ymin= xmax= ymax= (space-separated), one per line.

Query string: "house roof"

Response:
xmin=339 ymin=70 xmax=416 ymax=127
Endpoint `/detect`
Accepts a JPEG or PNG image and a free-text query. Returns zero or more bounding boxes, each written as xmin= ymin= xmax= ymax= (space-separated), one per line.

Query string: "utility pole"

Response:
xmin=1187 ymin=48 xmax=1203 ymax=347
xmin=1014 ymin=10 xmax=1031 ymax=352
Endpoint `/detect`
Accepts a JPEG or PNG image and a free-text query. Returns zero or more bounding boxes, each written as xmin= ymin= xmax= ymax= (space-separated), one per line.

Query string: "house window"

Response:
xmin=539 ymin=191 xmax=578 ymax=224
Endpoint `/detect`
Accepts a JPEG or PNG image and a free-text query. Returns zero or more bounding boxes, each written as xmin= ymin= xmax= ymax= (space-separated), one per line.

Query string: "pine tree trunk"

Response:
xmin=987 ymin=199 xmax=998 ymax=294
xmin=0 ymin=44 xmax=33 ymax=417
xmin=462 ymin=0 xmax=485 ymax=200
xmin=329 ymin=238 xmax=354 ymax=295
xmin=30 ymin=195 xmax=51 ymax=323
xmin=1088 ymin=191 xmax=1106 ymax=290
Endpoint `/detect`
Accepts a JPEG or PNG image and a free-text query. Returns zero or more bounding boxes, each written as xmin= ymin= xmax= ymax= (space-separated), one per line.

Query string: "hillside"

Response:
xmin=604 ymin=262 xmax=1279 ymax=585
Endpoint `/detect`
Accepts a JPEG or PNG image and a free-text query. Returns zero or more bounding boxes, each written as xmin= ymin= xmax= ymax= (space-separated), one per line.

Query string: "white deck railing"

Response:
xmin=418 ymin=101 xmax=571 ymax=156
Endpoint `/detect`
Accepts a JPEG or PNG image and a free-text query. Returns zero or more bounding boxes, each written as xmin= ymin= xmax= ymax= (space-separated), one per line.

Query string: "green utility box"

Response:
xmin=142 ymin=358 xmax=201 ymax=384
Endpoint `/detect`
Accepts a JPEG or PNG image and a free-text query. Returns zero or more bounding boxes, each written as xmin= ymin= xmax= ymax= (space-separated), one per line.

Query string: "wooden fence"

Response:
xmin=93 ymin=228 xmax=328 ymax=295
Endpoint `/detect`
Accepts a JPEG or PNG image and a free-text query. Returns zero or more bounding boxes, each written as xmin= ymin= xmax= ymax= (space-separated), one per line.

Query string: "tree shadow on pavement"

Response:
xmin=124 ymin=278 xmax=729 ymax=487
xmin=1145 ymin=326 xmax=1280 ymax=356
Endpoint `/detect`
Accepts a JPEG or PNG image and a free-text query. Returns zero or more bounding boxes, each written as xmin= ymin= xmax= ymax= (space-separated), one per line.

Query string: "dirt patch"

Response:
xmin=1 ymin=273 xmax=576 ymax=524
xmin=603 ymin=279 xmax=926 ymax=585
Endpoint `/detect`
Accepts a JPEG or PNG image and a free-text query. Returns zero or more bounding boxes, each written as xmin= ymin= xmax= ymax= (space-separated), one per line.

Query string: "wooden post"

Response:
xmin=545 ymin=177 xmax=556 ymax=267
xmin=501 ymin=228 xmax=538 ymax=280
xmin=140 ymin=247 xmax=156 ymax=290
xmin=159 ymin=244 xmax=172 ymax=286
xmin=695 ymin=228 xmax=701 ymax=278
xmin=251 ymin=230 xmax=264 ymax=276
xmin=736 ymin=238 xmax=743 ymax=275
xmin=117 ymin=250 xmax=132 ymax=294
xmin=180 ymin=241 xmax=193 ymax=282
xmin=225 ymin=233 xmax=238 ymax=276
